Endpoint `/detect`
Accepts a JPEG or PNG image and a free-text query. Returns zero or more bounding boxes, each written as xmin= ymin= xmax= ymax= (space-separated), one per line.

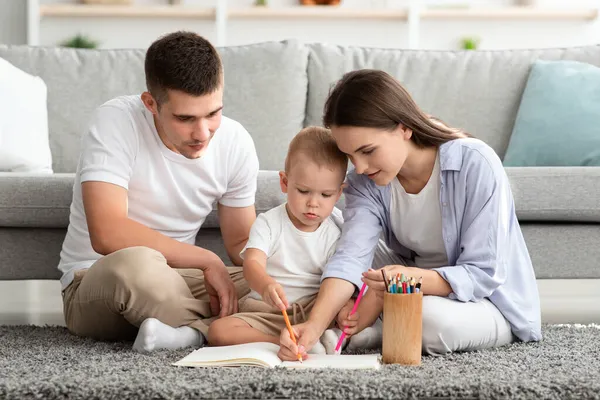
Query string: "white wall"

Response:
xmin=0 ymin=0 xmax=27 ymax=45
xmin=1 ymin=0 xmax=599 ymax=50
xmin=419 ymin=19 xmax=600 ymax=50
xmin=40 ymin=17 xmax=218 ymax=48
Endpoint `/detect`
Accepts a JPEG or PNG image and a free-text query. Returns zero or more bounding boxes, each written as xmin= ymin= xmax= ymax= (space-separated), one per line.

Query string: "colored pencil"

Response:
xmin=381 ymin=269 xmax=389 ymax=292
xmin=335 ymin=282 xmax=368 ymax=353
xmin=282 ymin=309 xmax=303 ymax=363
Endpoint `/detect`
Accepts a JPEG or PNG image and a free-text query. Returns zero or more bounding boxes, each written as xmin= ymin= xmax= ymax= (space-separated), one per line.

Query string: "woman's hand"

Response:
xmin=262 ymin=283 xmax=289 ymax=311
xmin=335 ymin=299 xmax=360 ymax=337
xmin=361 ymin=265 xmax=412 ymax=298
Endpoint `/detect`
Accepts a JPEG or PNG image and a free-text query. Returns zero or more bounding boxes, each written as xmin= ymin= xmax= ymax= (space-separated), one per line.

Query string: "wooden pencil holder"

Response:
xmin=382 ymin=291 xmax=423 ymax=365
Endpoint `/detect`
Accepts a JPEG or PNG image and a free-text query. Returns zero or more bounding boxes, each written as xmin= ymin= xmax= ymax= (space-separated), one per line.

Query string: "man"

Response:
xmin=58 ymin=31 xmax=259 ymax=353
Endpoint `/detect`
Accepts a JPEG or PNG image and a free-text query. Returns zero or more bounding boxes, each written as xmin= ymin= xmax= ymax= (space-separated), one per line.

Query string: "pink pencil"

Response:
xmin=335 ymin=282 xmax=368 ymax=353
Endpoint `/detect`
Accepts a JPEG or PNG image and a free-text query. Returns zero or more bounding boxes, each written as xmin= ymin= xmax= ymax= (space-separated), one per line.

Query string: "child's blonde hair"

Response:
xmin=284 ymin=126 xmax=348 ymax=182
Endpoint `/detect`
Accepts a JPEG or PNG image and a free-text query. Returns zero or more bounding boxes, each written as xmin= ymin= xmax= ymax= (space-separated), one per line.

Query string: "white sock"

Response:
xmin=133 ymin=318 xmax=204 ymax=353
xmin=320 ymin=328 xmax=347 ymax=355
xmin=347 ymin=318 xmax=383 ymax=351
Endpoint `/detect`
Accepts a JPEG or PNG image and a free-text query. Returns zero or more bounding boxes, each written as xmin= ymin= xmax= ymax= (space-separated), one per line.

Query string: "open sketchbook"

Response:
xmin=173 ymin=342 xmax=381 ymax=369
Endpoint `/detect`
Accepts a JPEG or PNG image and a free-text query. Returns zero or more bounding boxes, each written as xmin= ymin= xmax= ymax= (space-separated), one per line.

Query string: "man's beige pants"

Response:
xmin=62 ymin=246 xmax=250 ymax=341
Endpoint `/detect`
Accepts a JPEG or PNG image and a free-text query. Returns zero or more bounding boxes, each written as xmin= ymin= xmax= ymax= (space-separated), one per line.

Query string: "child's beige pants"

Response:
xmin=233 ymin=294 xmax=320 ymax=337
xmin=62 ymin=246 xmax=250 ymax=340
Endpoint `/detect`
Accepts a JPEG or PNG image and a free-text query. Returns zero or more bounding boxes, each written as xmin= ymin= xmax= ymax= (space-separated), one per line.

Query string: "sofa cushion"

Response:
xmin=4 ymin=224 xmax=599 ymax=280
xmin=520 ymin=224 xmax=600 ymax=279
xmin=0 ymin=228 xmax=65 ymax=280
xmin=218 ymin=41 xmax=308 ymax=170
xmin=0 ymin=46 xmax=146 ymax=174
xmin=0 ymin=40 xmax=308 ymax=172
xmin=506 ymin=167 xmax=600 ymax=222
xmin=0 ymin=173 xmax=73 ymax=228
xmin=2 ymin=168 xmax=599 ymax=229
xmin=0 ymin=58 xmax=52 ymax=173
xmin=504 ymin=60 xmax=600 ymax=167
xmin=0 ymin=171 xmax=288 ymax=229
xmin=305 ymin=43 xmax=600 ymax=159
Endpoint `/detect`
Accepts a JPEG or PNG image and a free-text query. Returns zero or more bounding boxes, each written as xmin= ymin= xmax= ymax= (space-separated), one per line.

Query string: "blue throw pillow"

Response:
xmin=503 ymin=60 xmax=600 ymax=167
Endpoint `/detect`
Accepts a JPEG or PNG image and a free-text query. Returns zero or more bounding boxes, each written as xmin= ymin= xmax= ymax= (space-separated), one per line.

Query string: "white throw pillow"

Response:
xmin=0 ymin=58 xmax=53 ymax=173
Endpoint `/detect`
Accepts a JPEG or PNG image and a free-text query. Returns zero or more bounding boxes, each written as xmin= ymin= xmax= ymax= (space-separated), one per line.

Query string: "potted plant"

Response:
xmin=460 ymin=36 xmax=480 ymax=50
xmin=60 ymin=34 xmax=100 ymax=49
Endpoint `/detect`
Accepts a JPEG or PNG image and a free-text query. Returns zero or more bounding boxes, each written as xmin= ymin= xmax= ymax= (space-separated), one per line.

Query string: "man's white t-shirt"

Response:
xmin=241 ymin=203 xmax=341 ymax=304
xmin=389 ymin=153 xmax=449 ymax=268
xmin=58 ymin=95 xmax=259 ymax=289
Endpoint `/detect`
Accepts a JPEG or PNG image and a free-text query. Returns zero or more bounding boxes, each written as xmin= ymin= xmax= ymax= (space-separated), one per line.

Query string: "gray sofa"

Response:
xmin=0 ymin=41 xmax=599 ymax=320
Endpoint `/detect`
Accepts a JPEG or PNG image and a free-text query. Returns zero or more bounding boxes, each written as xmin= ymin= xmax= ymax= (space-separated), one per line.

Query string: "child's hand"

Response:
xmin=336 ymin=299 xmax=360 ymax=337
xmin=279 ymin=321 xmax=323 ymax=361
xmin=262 ymin=283 xmax=289 ymax=311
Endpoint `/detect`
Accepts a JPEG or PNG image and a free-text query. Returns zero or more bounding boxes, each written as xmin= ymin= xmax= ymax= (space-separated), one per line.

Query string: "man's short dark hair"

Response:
xmin=145 ymin=31 xmax=223 ymax=105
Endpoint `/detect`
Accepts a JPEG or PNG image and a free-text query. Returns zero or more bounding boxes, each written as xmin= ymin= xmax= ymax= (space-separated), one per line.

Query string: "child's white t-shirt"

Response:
xmin=241 ymin=203 xmax=341 ymax=304
xmin=58 ymin=95 xmax=259 ymax=289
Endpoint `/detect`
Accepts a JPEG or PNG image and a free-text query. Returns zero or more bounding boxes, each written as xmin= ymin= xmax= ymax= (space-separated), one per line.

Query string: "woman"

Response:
xmin=278 ymin=69 xmax=541 ymax=361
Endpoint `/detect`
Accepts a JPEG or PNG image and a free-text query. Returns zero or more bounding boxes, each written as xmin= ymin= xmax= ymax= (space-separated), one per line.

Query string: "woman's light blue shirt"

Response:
xmin=323 ymin=138 xmax=542 ymax=342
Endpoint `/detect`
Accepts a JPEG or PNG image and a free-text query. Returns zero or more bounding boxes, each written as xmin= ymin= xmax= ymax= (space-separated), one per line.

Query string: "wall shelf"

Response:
xmin=29 ymin=2 xmax=600 ymax=48
xmin=227 ymin=7 xmax=408 ymax=20
xmin=39 ymin=4 xmax=215 ymax=19
xmin=421 ymin=7 xmax=599 ymax=21
xmin=37 ymin=4 xmax=598 ymax=21
xmin=38 ymin=4 xmax=408 ymax=20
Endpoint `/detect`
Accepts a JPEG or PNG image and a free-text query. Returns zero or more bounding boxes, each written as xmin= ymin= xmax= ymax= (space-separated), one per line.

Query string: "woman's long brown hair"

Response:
xmin=323 ymin=69 xmax=468 ymax=148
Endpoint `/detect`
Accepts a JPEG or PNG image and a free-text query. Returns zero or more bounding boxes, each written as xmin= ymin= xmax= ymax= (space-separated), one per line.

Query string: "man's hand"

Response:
xmin=262 ymin=283 xmax=289 ymax=311
xmin=335 ymin=299 xmax=360 ymax=337
xmin=278 ymin=321 xmax=323 ymax=361
xmin=203 ymin=261 xmax=238 ymax=318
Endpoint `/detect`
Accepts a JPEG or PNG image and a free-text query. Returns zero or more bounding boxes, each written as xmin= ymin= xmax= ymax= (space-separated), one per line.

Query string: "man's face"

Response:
xmin=142 ymin=87 xmax=223 ymax=159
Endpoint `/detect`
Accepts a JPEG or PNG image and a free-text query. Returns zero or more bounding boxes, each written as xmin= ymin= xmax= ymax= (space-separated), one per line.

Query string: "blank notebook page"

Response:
xmin=173 ymin=342 xmax=381 ymax=369
xmin=282 ymin=354 xmax=381 ymax=370
xmin=173 ymin=342 xmax=282 ymax=368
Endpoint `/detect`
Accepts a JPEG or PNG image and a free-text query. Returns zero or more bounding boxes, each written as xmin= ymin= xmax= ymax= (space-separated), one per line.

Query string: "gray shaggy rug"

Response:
xmin=0 ymin=324 xmax=599 ymax=399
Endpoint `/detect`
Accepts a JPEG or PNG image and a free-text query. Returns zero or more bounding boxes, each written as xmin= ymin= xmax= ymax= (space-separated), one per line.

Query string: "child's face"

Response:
xmin=279 ymin=157 xmax=344 ymax=232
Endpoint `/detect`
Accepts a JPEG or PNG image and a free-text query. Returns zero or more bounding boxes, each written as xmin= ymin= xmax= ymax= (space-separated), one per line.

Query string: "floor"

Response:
xmin=0 ymin=279 xmax=599 ymax=326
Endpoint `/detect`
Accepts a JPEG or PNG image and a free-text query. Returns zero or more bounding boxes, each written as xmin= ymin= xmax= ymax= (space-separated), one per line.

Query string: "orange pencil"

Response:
xmin=282 ymin=309 xmax=303 ymax=363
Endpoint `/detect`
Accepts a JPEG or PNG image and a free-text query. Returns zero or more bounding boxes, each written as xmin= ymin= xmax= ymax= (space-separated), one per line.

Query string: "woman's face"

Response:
xmin=331 ymin=125 xmax=411 ymax=186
